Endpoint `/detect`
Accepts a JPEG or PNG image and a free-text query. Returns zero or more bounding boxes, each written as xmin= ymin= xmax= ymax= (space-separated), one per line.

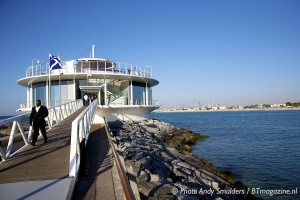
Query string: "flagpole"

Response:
xmin=48 ymin=53 xmax=62 ymax=107
xmin=48 ymin=65 xmax=51 ymax=107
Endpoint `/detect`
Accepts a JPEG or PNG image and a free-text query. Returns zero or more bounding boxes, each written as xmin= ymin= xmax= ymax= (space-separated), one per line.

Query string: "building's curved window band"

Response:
xmin=32 ymin=81 xmax=74 ymax=106
xmin=133 ymin=85 xmax=145 ymax=105
xmin=32 ymin=82 xmax=46 ymax=105
xmin=50 ymin=80 xmax=74 ymax=106
xmin=31 ymin=79 xmax=153 ymax=107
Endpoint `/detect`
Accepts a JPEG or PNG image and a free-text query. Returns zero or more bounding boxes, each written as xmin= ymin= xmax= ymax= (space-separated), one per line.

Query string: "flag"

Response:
xmin=49 ymin=53 xmax=62 ymax=70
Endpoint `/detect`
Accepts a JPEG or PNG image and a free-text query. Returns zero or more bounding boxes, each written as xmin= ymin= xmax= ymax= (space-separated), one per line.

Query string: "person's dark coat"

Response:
xmin=29 ymin=105 xmax=48 ymax=127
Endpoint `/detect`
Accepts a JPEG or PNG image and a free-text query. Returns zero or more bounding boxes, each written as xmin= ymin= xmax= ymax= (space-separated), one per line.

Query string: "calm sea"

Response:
xmin=0 ymin=116 xmax=28 ymax=123
xmin=150 ymin=110 xmax=300 ymax=200
xmin=0 ymin=116 xmax=13 ymax=121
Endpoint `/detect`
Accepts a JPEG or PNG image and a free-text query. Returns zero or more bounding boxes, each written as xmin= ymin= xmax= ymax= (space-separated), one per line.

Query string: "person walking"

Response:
xmin=88 ymin=95 xmax=91 ymax=105
xmin=84 ymin=94 xmax=88 ymax=106
xmin=29 ymin=100 xmax=49 ymax=146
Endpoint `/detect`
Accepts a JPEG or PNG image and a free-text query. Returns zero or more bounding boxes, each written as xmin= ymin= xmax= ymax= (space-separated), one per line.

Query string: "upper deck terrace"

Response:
xmin=18 ymin=58 xmax=158 ymax=87
xmin=27 ymin=58 xmax=152 ymax=78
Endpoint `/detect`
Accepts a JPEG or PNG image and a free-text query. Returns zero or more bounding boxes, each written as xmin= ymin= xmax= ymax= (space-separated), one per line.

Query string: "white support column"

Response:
xmin=145 ymin=82 xmax=148 ymax=106
xmin=46 ymin=81 xmax=49 ymax=107
xmin=130 ymin=80 xmax=133 ymax=105
xmin=73 ymin=79 xmax=76 ymax=101
xmin=29 ymin=84 xmax=33 ymax=108
xmin=104 ymin=79 xmax=107 ymax=105
xmin=27 ymin=86 xmax=30 ymax=108
xmin=98 ymin=90 xmax=101 ymax=105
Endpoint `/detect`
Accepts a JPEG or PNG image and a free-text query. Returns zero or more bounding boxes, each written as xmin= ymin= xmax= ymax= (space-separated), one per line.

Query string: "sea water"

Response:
xmin=150 ymin=110 xmax=300 ymax=200
xmin=0 ymin=116 xmax=12 ymax=120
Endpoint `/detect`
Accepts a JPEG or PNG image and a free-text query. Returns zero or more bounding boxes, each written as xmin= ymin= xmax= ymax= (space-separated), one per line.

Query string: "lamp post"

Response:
xmin=31 ymin=59 xmax=40 ymax=105
xmin=145 ymin=65 xmax=152 ymax=77
xmin=31 ymin=58 xmax=40 ymax=76
xmin=32 ymin=58 xmax=40 ymax=67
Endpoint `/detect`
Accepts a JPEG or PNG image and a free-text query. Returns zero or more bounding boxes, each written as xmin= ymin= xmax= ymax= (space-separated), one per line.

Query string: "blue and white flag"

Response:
xmin=49 ymin=53 xmax=62 ymax=70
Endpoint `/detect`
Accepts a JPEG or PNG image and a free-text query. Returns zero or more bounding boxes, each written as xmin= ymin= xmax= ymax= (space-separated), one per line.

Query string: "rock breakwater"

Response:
xmin=108 ymin=119 xmax=252 ymax=200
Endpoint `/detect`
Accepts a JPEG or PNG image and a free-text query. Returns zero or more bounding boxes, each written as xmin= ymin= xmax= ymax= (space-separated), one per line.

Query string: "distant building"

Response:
xmin=218 ymin=106 xmax=227 ymax=110
xmin=270 ymin=104 xmax=286 ymax=108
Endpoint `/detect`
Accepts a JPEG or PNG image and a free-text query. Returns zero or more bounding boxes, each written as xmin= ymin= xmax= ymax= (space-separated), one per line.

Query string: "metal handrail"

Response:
xmin=19 ymin=99 xmax=74 ymax=109
xmin=46 ymin=100 xmax=83 ymax=128
xmin=107 ymin=97 xmax=159 ymax=106
xmin=0 ymin=100 xmax=83 ymax=162
xmin=104 ymin=119 xmax=136 ymax=200
xmin=69 ymin=100 xmax=98 ymax=177
xmin=26 ymin=61 xmax=153 ymax=78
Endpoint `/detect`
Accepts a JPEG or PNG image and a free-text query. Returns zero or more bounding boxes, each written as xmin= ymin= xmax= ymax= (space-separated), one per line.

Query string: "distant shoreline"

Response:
xmin=154 ymin=107 xmax=300 ymax=113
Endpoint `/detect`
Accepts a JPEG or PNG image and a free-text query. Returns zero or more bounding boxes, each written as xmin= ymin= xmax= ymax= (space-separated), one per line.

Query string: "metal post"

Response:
xmin=130 ymin=80 xmax=133 ymax=105
xmin=49 ymin=67 xmax=51 ymax=107
xmin=30 ymin=83 xmax=33 ymax=107
xmin=73 ymin=79 xmax=76 ymax=101
xmin=145 ymin=82 xmax=148 ymax=105
xmin=98 ymin=90 xmax=101 ymax=105
xmin=104 ymin=79 xmax=107 ymax=105
xmin=69 ymin=120 xmax=78 ymax=177
xmin=46 ymin=81 xmax=49 ymax=107
xmin=27 ymin=86 xmax=30 ymax=108
xmin=59 ymin=72 xmax=61 ymax=105
xmin=6 ymin=121 xmax=17 ymax=157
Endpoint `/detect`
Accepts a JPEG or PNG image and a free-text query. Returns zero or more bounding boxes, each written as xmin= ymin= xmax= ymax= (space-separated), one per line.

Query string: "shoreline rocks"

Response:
xmin=108 ymin=119 xmax=254 ymax=200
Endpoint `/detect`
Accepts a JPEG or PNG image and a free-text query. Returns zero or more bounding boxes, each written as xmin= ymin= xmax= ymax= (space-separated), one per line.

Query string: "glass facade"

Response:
xmin=50 ymin=80 xmax=74 ymax=106
xmin=32 ymin=82 xmax=46 ymax=105
xmin=148 ymin=87 xmax=153 ymax=105
xmin=32 ymin=80 xmax=74 ymax=107
xmin=31 ymin=79 xmax=152 ymax=107
xmin=132 ymin=82 xmax=145 ymax=105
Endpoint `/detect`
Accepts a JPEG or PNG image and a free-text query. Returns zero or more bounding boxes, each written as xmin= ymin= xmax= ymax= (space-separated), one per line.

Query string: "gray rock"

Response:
xmin=137 ymin=171 xmax=151 ymax=182
xmin=138 ymin=181 xmax=161 ymax=197
xmin=150 ymin=174 xmax=161 ymax=182
xmin=176 ymin=161 xmax=196 ymax=171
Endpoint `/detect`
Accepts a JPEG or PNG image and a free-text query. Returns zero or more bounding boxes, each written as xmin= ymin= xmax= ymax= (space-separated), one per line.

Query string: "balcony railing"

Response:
xmin=25 ymin=61 xmax=153 ymax=78
xmin=108 ymin=97 xmax=159 ymax=106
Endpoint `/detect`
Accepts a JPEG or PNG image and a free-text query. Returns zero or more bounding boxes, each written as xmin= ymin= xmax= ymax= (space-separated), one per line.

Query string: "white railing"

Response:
xmin=26 ymin=61 xmax=153 ymax=78
xmin=108 ymin=97 xmax=159 ymax=106
xmin=0 ymin=100 xmax=83 ymax=162
xmin=19 ymin=99 xmax=74 ymax=110
xmin=46 ymin=100 xmax=83 ymax=128
xmin=75 ymin=61 xmax=152 ymax=78
xmin=69 ymin=100 xmax=98 ymax=177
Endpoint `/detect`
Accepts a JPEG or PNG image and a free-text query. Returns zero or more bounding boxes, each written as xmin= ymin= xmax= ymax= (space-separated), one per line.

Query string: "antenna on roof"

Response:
xmin=92 ymin=45 xmax=95 ymax=58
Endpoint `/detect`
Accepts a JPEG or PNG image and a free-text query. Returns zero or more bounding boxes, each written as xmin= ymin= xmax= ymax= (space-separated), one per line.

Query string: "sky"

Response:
xmin=0 ymin=0 xmax=300 ymax=114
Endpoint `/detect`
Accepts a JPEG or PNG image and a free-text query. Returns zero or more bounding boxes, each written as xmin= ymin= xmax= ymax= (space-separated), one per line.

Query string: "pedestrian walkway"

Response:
xmin=0 ymin=108 xmax=85 ymax=199
xmin=72 ymin=124 xmax=124 ymax=200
